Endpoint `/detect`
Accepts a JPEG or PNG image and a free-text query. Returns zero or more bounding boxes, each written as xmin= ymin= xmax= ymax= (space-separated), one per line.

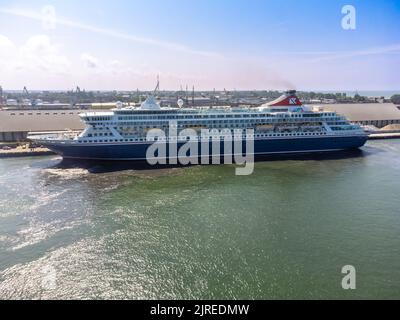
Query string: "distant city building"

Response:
xmin=322 ymin=98 xmax=337 ymax=104
xmin=21 ymin=99 xmax=31 ymax=106
xmin=6 ymin=99 xmax=18 ymax=106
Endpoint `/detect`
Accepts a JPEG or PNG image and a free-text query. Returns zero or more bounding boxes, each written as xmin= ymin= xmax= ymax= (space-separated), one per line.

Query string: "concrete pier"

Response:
xmin=368 ymin=132 xmax=400 ymax=140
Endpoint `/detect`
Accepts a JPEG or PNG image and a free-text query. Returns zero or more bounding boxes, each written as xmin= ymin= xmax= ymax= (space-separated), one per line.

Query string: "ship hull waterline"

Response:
xmin=36 ymin=135 xmax=368 ymax=161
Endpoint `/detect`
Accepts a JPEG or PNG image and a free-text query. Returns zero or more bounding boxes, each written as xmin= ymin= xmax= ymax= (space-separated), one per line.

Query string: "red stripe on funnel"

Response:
xmin=268 ymin=94 xmax=303 ymax=106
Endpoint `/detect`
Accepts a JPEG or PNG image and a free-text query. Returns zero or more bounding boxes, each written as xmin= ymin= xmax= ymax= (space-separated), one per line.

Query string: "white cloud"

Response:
xmin=19 ymin=35 xmax=70 ymax=73
xmin=0 ymin=34 xmax=70 ymax=76
xmin=301 ymin=44 xmax=400 ymax=62
xmin=0 ymin=34 xmax=14 ymax=48
xmin=81 ymin=53 xmax=100 ymax=69
xmin=0 ymin=7 xmax=222 ymax=58
xmin=110 ymin=60 xmax=122 ymax=68
xmin=0 ymin=34 xmax=16 ymax=60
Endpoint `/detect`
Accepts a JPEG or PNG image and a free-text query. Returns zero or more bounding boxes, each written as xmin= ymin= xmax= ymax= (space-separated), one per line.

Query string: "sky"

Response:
xmin=0 ymin=0 xmax=399 ymax=91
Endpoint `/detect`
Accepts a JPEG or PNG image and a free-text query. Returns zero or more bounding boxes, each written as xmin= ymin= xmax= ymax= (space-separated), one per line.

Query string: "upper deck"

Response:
xmin=78 ymin=90 xmax=339 ymax=121
xmin=79 ymin=105 xmax=344 ymax=124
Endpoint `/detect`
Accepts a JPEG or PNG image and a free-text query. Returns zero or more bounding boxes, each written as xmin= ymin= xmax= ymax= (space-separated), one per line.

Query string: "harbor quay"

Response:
xmin=0 ymin=145 xmax=55 ymax=158
xmin=1 ymin=97 xmax=400 ymax=158
xmin=1 ymin=88 xmax=400 ymax=159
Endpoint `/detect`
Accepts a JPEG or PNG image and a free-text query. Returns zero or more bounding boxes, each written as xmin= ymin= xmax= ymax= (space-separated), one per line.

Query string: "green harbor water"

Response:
xmin=0 ymin=140 xmax=400 ymax=299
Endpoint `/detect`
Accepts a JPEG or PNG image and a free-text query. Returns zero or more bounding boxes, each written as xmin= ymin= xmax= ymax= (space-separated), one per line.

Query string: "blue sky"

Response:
xmin=0 ymin=0 xmax=399 ymax=90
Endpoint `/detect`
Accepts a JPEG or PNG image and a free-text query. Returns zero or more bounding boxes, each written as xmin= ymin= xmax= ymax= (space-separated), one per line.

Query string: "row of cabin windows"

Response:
xmin=113 ymin=114 xmax=338 ymax=122
xmin=86 ymin=117 xmax=111 ymax=121
xmin=115 ymin=113 xmax=337 ymax=121
xmin=116 ymin=114 xmax=276 ymax=120
xmin=326 ymin=121 xmax=348 ymax=125
xmin=330 ymin=126 xmax=358 ymax=131
xmin=87 ymin=132 xmax=111 ymax=137
xmin=80 ymin=138 xmax=143 ymax=143
xmin=8 ymin=111 xmax=336 ymax=118
xmin=79 ymin=131 xmax=327 ymax=143
xmin=90 ymin=117 xmax=341 ymax=126
xmin=112 ymin=122 xmax=324 ymax=131
xmin=97 ymin=115 xmax=340 ymax=125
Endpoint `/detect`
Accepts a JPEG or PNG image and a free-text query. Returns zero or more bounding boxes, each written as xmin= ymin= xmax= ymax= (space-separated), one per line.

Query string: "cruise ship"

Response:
xmin=28 ymin=90 xmax=368 ymax=161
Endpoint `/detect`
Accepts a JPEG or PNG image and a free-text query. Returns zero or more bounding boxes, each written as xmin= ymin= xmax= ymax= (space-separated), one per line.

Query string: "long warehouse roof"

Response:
xmin=320 ymin=103 xmax=400 ymax=121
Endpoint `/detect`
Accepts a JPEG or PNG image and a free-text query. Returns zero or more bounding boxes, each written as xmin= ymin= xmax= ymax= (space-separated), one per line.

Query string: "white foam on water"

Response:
xmin=102 ymin=183 xmax=122 ymax=192
xmin=28 ymin=188 xmax=69 ymax=212
xmin=10 ymin=218 xmax=87 ymax=251
xmin=0 ymin=235 xmax=149 ymax=299
xmin=43 ymin=168 xmax=89 ymax=180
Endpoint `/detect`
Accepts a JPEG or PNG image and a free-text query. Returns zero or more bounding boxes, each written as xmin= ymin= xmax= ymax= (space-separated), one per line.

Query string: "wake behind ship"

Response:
xmin=28 ymin=90 xmax=368 ymax=161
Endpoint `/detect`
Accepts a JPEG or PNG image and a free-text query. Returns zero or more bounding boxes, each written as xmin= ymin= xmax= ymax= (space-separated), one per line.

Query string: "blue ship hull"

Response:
xmin=42 ymin=135 xmax=368 ymax=161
